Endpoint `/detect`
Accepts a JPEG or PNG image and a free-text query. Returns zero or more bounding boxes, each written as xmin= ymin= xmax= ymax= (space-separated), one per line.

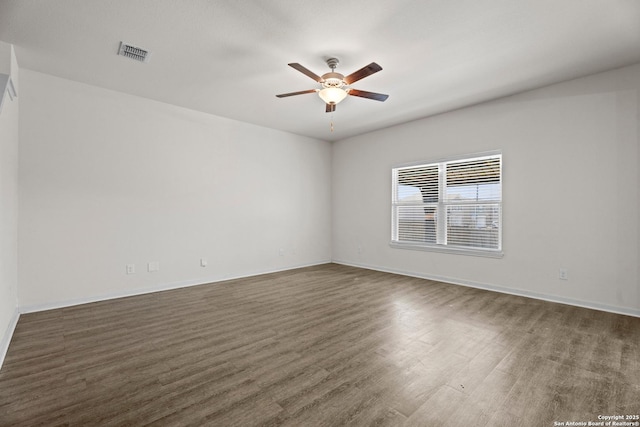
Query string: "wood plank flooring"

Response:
xmin=1 ymin=263 xmax=638 ymax=426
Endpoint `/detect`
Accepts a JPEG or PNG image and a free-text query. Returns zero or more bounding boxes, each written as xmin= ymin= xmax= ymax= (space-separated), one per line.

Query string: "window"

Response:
xmin=391 ymin=152 xmax=502 ymax=257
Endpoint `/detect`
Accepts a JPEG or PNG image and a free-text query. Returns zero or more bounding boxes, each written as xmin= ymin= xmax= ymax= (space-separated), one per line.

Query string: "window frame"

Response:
xmin=390 ymin=150 xmax=503 ymax=258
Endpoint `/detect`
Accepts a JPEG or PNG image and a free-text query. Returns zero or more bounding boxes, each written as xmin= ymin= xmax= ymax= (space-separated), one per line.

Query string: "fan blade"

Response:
xmin=348 ymin=89 xmax=389 ymax=102
xmin=344 ymin=62 xmax=382 ymax=85
xmin=325 ymin=103 xmax=336 ymax=113
xmin=288 ymin=63 xmax=323 ymax=82
xmin=276 ymin=89 xmax=318 ymax=98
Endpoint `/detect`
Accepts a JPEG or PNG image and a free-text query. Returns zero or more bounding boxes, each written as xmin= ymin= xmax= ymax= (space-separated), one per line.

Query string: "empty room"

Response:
xmin=1 ymin=1 xmax=639 ymax=425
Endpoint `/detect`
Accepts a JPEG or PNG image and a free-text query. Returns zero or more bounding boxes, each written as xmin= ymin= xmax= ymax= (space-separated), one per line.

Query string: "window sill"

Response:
xmin=389 ymin=242 xmax=504 ymax=258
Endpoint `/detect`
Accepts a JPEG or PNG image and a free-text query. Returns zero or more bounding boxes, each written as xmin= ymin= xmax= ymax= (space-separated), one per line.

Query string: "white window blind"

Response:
xmin=392 ymin=152 xmax=502 ymax=256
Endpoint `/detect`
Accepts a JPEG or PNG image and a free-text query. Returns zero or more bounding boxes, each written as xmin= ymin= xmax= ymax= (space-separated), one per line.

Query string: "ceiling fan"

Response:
xmin=276 ymin=58 xmax=389 ymax=112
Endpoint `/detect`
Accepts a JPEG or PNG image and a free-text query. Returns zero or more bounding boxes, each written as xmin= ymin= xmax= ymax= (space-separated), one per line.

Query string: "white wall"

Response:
xmin=12 ymin=63 xmax=640 ymax=317
xmin=0 ymin=43 xmax=19 ymax=363
xmin=332 ymin=63 xmax=640 ymax=315
xmin=18 ymin=70 xmax=332 ymax=308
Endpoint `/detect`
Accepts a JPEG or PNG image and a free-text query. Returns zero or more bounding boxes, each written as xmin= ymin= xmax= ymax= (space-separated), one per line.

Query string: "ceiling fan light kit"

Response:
xmin=318 ymin=87 xmax=347 ymax=104
xmin=276 ymin=57 xmax=388 ymax=113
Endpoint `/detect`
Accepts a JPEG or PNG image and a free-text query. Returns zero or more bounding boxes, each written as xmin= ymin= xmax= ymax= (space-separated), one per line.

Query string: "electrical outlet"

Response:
xmin=200 ymin=258 xmax=207 ymax=267
xmin=559 ymin=268 xmax=568 ymax=280
xmin=148 ymin=261 xmax=160 ymax=272
xmin=126 ymin=264 xmax=135 ymax=275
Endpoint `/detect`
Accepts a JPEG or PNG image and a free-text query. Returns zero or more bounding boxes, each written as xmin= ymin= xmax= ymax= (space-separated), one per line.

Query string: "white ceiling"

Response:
xmin=1 ymin=1 xmax=639 ymax=142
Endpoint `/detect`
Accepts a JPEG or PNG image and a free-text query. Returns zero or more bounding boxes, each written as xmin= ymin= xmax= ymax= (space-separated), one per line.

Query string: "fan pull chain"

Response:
xmin=330 ymin=113 xmax=334 ymax=132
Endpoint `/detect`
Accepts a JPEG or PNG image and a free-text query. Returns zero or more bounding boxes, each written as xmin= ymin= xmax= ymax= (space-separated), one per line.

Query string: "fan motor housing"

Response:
xmin=321 ymin=72 xmax=345 ymax=88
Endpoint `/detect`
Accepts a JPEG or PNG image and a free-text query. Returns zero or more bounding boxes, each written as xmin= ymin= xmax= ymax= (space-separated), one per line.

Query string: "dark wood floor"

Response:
xmin=1 ymin=263 xmax=638 ymax=426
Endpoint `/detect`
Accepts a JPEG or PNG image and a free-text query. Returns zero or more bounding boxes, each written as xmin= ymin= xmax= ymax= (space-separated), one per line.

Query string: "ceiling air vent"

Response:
xmin=118 ymin=42 xmax=150 ymax=63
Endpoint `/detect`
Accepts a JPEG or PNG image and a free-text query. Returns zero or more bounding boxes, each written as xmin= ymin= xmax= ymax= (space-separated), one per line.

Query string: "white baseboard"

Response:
xmin=14 ymin=257 xmax=637 ymax=342
xmin=0 ymin=308 xmax=20 ymax=370
xmin=19 ymin=260 xmax=332 ymax=314
xmin=333 ymin=259 xmax=640 ymax=318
